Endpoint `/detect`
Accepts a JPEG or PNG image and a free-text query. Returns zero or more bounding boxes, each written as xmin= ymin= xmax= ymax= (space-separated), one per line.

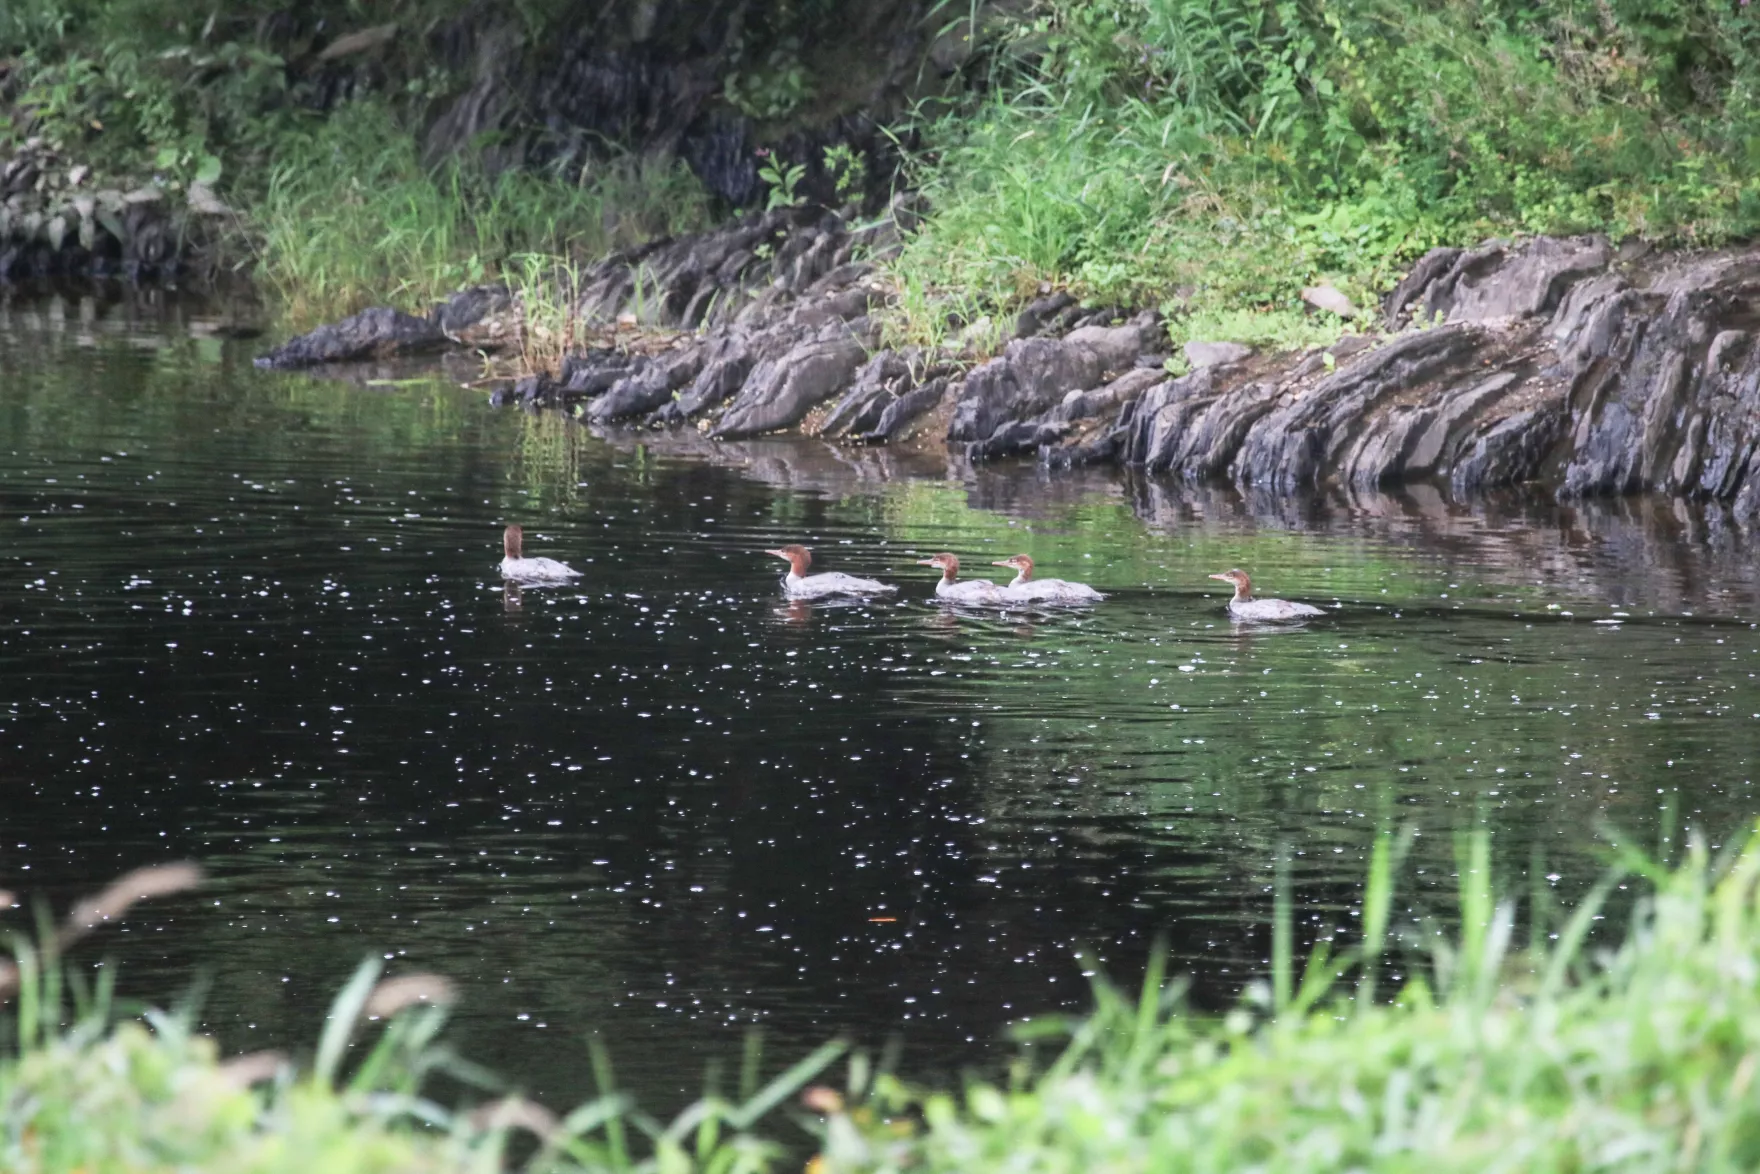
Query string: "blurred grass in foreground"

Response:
xmin=820 ymin=826 xmax=1760 ymax=1172
xmin=11 ymin=824 xmax=1760 ymax=1171
xmin=0 ymin=864 xmax=841 ymax=1173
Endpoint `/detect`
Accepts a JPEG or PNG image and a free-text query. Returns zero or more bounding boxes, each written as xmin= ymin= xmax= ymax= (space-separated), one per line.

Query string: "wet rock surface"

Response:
xmin=255 ymin=306 xmax=447 ymax=368
xmin=271 ymin=226 xmax=1760 ymax=515
xmin=1007 ymin=234 xmax=1760 ymax=515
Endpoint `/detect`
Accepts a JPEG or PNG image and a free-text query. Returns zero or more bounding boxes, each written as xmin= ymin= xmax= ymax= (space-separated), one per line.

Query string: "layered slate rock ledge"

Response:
xmin=263 ymin=227 xmax=1760 ymax=513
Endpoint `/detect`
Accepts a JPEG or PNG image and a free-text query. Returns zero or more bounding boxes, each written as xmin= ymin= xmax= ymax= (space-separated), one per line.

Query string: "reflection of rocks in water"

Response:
xmin=1128 ymin=478 xmax=1760 ymax=615
xmin=589 ymin=399 xmax=1760 ymax=616
xmin=0 ymin=283 xmax=264 ymax=349
xmin=589 ymin=427 xmax=947 ymax=498
xmin=959 ymin=461 xmax=1130 ymax=520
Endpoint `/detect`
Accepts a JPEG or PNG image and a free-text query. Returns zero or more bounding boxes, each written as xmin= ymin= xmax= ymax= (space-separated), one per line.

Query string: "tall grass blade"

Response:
xmin=588 ymin=1035 xmax=630 ymax=1169
xmin=1355 ymin=829 xmax=1395 ymax=1008
xmin=314 ymin=956 xmax=382 ymax=1089
xmin=1539 ymin=868 xmax=1625 ymax=997
xmin=1132 ymin=939 xmax=1169 ymax=1068
xmin=1272 ymin=844 xmax=1292 ymax=1014
xmin=1455 ymin=829 xmax=1492 ymax=1000
xmin=729 ymin=1039 xmax=846 ymax=1131
xmin=738 ymin=1027 xmax=763 ymax=1103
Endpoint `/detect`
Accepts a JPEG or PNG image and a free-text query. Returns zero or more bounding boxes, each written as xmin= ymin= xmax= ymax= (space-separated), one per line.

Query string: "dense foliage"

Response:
xmin=10 ymin=1 xmax=1760 ymax=339
xmin=889 ymin=0 xmax=1760 ymax=348
xmin=0 ymin=0 xmax=716 ymax=321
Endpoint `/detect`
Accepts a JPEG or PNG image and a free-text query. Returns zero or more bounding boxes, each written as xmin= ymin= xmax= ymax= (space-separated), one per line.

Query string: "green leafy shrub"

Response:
xmin=724 ymin=38 xmax=815 ymax=122
xmin=887 ymin=0 xmax=1760 ymax=353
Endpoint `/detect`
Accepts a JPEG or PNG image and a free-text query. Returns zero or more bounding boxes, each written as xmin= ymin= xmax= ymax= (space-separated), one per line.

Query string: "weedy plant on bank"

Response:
xmin=508 ymin=251 xmax=586 ymax=375
xmin=252 ymin=102 xmax=713 ymax=328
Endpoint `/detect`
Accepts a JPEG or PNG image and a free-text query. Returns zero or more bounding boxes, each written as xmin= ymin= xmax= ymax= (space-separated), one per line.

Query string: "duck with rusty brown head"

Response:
xmin=764 ymin=544 xmax=897 ymax=600
xmin=992 ymin=554 xmax=1105 ymax=604
xmin=916 ymin=552 xmax=1011 ymax=606
xmin=1208 ymin=569 xmax=1325 ymax=621
xmin=499 ymin=525 xmax=582 ymax=585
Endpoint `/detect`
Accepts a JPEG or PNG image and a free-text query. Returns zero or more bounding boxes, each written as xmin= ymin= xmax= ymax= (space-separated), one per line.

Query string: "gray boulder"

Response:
xmin=712 ymin=322 xmax=874 ymax=438
xmin=948 ymin=321 xmax=1152 ymax=444
xmin=1183 ymin=340 xmax=1253 ymax=369
xmin=255 ymin=306 xmax=444 ymax=368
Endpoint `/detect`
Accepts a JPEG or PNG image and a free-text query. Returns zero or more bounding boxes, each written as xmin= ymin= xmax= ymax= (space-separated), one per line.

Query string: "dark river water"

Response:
xmin=4 ymin=288 xmax=1759 ymax=1111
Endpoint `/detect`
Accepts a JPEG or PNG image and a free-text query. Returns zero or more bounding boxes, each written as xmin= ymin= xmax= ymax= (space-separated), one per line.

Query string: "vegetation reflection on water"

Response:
xmin=2 ymin=291 xmax=1757 ymax=1110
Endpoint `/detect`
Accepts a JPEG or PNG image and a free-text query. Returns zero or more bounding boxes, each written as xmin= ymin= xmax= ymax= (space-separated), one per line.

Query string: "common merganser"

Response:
xmin=992 ymin=554 xmax=1105 ymax=604
xmin=917 ymin=553 xmax=1010 ymax=605
xmin=1209 ymin=569 xmax=1325 ymax=621
xmin=765 ymin=544 xmax=897 ymax=599
xmin=499 ymin=524 xmax=581 ymax=584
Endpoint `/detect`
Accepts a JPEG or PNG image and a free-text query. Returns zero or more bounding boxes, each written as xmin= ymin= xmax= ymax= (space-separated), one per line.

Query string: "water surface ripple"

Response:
xmin=3 ymin=291 xmax=1757 ymax=1107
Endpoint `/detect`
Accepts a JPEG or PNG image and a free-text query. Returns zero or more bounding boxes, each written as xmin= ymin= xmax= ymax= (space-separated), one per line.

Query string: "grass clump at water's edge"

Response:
xmin=15 ymin=826 xmax=1760 ymax=1171
xmin=820 ymin=826 xmax=1760 ymax=1172
xmin=883 ymin=0 xmax=1760 ymax=356
xmin=252 ymin=100 xmax=714 ymax=329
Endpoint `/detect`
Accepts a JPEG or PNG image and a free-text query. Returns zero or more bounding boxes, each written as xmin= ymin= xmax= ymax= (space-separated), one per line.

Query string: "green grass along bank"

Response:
xmin=9 ymin=1 xmax=1760 ymax=356
xmin=11 ymin=826 xmax=1760 ymax=1172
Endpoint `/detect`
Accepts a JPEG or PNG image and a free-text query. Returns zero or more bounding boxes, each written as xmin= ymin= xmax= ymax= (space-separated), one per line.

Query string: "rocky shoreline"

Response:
xmin=257 ymin=212 xmax=1760 ymax=519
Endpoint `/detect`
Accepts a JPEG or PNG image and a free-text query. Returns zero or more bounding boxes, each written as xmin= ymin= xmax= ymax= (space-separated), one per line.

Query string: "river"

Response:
xmin=3 ymin=287 xmax=1757 ymax=1110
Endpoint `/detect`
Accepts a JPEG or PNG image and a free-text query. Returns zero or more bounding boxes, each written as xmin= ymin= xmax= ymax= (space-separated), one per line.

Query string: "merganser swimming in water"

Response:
xmin=917 ymin=553 xmax=1010 ymax=605
xmin=992 ymin=554 xmax=1105 ymax=603
xmin=499 ymin=524 xmax=581 ymax=584
xmin=1209 ymin=569 xmax=1325 ymax=621
xmin=765 ymin=544 xmax=897 ymax=600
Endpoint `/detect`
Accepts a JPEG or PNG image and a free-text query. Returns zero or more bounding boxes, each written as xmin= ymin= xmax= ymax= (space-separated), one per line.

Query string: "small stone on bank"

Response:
xmin=1301 ymin=283 xmax=1358 ymax=318
xmin=1183 ymin=340 xmax=1254 ymax=369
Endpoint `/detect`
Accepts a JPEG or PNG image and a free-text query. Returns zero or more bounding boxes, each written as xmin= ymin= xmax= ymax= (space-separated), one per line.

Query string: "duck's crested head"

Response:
xmin=765 ymin=544 xmax=812 ymax=574
xmin=1208 ymin=568 xmax=1252 ymax=596
xmin=991 ymin=553 xmax=1034 ymax=578
xmin=916 ymin=552 xmax=959 ymax=577
xmin=503 ymin=525 xmax=523 ymax=559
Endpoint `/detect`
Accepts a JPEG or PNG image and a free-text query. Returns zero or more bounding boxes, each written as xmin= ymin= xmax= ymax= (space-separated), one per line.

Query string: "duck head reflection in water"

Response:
xmin=503 ymin=581 xmax=524 ymax=612
xmin=774 ymin=598 xmax=814 ymax=627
